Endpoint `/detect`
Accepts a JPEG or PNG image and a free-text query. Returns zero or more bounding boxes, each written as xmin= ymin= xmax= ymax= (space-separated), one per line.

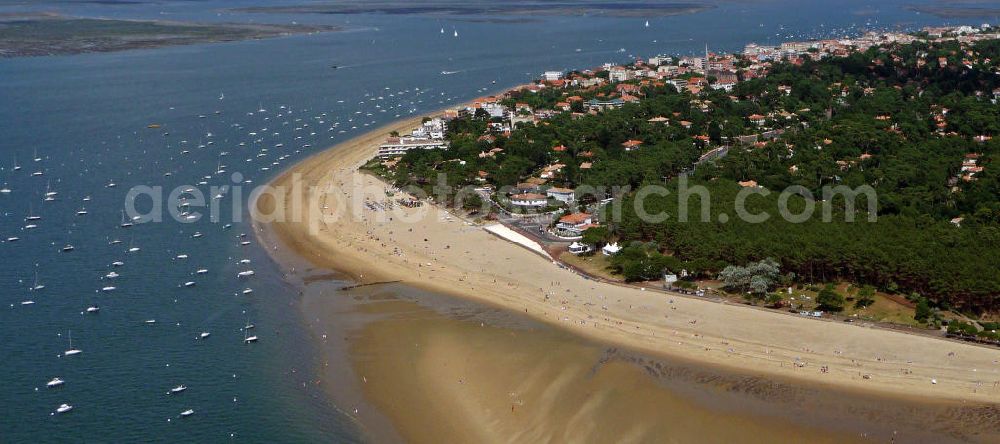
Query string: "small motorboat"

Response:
xmin=86 ymin=306 xmax=100 ymax=313
xmin=168 ymin=385 xmax=187 ymax=395
xmin=180 ymin=409 xmax=194 ymax=417
xmin=55 ymin=404 xmax=73 ymax=414
xmin=198 ymin=332 xmax=211 ymax=340
xmin=47 ymin=378 xmax=64 ymax=388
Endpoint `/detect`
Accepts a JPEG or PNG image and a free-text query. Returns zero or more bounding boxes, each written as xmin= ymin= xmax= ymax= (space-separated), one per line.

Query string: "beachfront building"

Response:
xmin=554 ymin=212 xmax=596 ymax=238
xmin=377 ymin=137 xmax=448 ymax=158
xmin=410 ymin=118 xmax=447 ymax=139
xmin=543 ymin=71 xmax=564 ymax=81
xmin=509 ymin=193 xmax=548 ymax=208
xmin=567 ymin=242 xmax=593 ymax=255
xmin=546 ymin=187 xmax=576 ymax=204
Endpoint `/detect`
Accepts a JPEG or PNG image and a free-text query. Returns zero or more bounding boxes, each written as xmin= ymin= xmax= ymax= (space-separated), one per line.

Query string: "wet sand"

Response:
xmin=299 ymin=279 xmax=1000 ymax=443
xmin=254 ymin=111 xmax=1000 ymax=442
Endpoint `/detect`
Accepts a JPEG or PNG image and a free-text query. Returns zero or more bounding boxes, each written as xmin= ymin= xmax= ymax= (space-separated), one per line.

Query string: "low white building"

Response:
xmin=608 ymin=66 xmax=631 ymax=83
xmin=410 ymin=118 xmax=446 ymax=139
xmin=509 ymin=193 xmax=548 ymax=207
xmin=377 ymin=137 xmax=448 ymax=158
xmin=602 ymin=242 xmax=622 ymax=256
xmin=568 ymin=242 xmax=593 ymax=255
xmin=546 ymin=187 xmax=575 ymax=204
xmin=543 ymin=71 xmax=564 ymax=81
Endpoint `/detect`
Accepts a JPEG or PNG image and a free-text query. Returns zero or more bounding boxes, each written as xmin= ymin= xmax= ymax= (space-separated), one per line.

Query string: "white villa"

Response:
xmin=546 ymin=187 xmax=576 ymax=204
xmin=510 ymin=193 xmax=548 ymax=207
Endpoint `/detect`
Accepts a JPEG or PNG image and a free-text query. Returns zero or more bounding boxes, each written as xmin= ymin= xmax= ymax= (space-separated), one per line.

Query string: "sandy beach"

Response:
xmin=254 ymin=110 xmax=1000 ymax=441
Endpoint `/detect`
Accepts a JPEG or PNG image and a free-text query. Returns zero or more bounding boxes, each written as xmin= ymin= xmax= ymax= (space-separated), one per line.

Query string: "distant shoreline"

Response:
xmin=907 ymin=5 xmax=1000 ymax=19
xmin=0 ymin=13 xmax=340 ymax=58
xmin=231 ymin=2 xmax=714 ymax=19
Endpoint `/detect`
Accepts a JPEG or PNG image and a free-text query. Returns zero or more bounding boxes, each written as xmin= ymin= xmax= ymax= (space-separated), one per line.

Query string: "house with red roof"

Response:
xmin=622 ymin=139 xmax=644 ymax=151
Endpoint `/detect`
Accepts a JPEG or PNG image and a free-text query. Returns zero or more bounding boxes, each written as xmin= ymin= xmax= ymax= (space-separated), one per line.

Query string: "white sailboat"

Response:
xmin=64 ymin=331 xmax=81 ymax=356
xmin=645 ymin=20 xmax=650 ymax=27
xmin=243 ymin=329 xmax=258 ymax=344
xmin=453 ymin=29 xmax=458 ymax=38
xmin=31 ymin=271 xmax=44 ymax=291
xmin=25 ymin=203 xmax=40 ymax=221
xmin=120 ymin=210 xmax=133 ymax=228
xmin=43 ymin=181 xmax=57 ymax=200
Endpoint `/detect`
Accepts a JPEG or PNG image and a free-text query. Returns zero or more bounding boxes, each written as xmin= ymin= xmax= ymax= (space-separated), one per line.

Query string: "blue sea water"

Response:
xmin=0 ymin=1 xmax=994 ymax=441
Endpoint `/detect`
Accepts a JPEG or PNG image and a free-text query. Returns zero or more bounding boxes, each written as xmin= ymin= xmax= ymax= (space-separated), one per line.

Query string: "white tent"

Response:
xmin=602 ymin=242 xmax=621 ymax=256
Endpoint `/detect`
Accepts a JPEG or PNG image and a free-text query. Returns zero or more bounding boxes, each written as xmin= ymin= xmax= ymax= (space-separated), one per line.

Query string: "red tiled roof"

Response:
xmin=559 ymin=212 xmax=592 ymax=224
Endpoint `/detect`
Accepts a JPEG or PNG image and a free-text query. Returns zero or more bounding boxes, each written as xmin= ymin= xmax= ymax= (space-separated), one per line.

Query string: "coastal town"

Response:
xmin=364 ymin=23 xmax=1000 ymax=340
